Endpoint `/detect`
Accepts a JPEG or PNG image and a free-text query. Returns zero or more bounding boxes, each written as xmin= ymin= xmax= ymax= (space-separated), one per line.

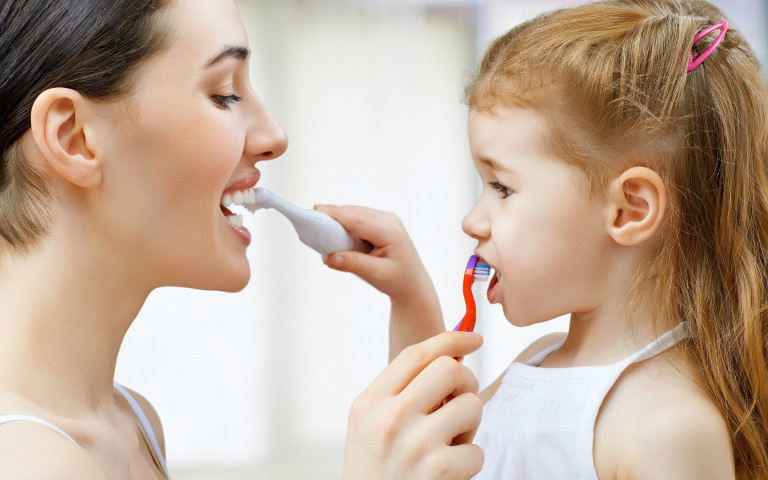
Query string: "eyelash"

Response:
xmin=212 ymin=94 xmax=242 ymax=110
xmin=489 ymin=181 xmax=513 ymax=198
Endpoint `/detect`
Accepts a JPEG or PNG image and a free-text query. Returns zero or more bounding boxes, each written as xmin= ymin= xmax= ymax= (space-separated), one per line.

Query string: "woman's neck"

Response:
xmin=0 ymin=230 xmax=152 ymax=417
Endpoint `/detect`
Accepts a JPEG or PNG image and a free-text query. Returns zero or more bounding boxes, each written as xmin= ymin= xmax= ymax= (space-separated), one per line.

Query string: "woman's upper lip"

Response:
xmin=222 ymin=171 xmax=261 ymax=196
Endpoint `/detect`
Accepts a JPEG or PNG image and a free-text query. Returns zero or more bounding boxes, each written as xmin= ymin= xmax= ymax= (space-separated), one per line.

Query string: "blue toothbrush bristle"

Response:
xmin=473 ymin=260 xmax=492 ymax=280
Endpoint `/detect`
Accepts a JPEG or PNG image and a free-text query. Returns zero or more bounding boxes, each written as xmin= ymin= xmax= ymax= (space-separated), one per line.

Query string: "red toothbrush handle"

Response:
xmin=453 ymin=256 xmax=479 ymax=362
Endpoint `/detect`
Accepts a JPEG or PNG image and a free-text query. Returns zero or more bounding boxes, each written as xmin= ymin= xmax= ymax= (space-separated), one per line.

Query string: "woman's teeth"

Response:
xmin=227 ymin=214 xmax=244 ymax=227
xmin=221 ymin=187 xmax=257 ymax=208
xmin=221 ymin=187 xmax=257 ymax=228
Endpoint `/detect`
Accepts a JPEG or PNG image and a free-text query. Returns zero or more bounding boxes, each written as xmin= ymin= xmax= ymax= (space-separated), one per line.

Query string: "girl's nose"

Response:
xmin=462 ymin=202 xmax=491 ymax=240
xmin=245 ymin=101 xmax=288 ymax=163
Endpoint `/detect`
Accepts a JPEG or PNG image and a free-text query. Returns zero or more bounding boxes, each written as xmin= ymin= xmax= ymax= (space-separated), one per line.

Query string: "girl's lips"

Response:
xmin=487 ymin=271 xmax=500 ymax=303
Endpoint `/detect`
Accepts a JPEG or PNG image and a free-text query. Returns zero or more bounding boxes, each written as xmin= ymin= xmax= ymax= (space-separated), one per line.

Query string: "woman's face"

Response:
xmin=92 ymin=0 xmax=287 ymax=291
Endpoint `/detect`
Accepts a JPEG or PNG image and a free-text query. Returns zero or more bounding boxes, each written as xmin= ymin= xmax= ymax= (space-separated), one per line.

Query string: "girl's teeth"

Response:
xmin=233 ymin=191 xmax=244 ymax=205
xmin=221 ymin=194 xmax=233 ymax=206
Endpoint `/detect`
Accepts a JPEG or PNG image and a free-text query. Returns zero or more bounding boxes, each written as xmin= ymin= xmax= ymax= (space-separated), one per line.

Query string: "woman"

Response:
xmin=0 ymin=0 xmax=484 ymax=478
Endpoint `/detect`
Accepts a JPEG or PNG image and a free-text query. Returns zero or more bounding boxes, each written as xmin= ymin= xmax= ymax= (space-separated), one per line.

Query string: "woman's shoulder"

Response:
xmin=594 ymin=351 xmax=734 ymax=479
xmin=116 ymin=385 xmax=166 ymax=456
xmin=0 ymin=420 xmax=110 ymax=479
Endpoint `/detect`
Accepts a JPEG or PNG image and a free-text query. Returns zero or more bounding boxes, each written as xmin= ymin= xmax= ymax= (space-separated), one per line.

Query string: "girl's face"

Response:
xmin=462 ymin=108 xmax=612 ymax=326
xmin=92 ymin=0 xmax=287 ymax=291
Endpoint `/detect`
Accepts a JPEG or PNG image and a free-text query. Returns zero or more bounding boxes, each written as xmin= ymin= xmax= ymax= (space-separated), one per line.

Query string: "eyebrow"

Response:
xmin=204 ymin=46 xmax=249 ymax=69
xmin=479 ymin=156 xmax=518 ymax=174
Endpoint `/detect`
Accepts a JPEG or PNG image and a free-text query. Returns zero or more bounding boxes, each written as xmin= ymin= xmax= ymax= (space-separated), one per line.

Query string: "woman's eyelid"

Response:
xmin=211 ymin=93 xmax=243 ymax=110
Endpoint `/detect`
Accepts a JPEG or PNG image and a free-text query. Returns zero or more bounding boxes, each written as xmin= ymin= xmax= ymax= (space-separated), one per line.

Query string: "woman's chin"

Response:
xmin=177 ymin=262 xmax=251 ymax=292
xmin=215 ymin=267 xmax=251 ymax=293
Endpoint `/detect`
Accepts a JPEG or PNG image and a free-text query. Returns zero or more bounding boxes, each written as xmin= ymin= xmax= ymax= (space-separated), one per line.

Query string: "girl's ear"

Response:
xmin=607 ymin=166 xmax=666 ymax=246
xmin=30 ymin=88 xmax=102 ymax=188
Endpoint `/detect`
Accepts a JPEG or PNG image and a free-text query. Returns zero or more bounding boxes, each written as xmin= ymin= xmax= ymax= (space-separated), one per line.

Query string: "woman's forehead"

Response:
xmin=160 ymin=0 xmax=247 ymax=66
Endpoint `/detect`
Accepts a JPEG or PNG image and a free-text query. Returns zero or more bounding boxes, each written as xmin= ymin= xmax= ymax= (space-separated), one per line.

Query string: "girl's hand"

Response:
xmin=342 ymin=331 xmax=485 ymax=480
xmin=315 ymin=205 xmax=435 ymax=305
xmin=315 ymin=205 xmax=445 ymax=359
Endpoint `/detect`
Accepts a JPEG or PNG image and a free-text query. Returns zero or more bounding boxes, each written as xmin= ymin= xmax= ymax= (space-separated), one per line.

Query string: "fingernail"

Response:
xmin=331 ymin=255 xmax=344 ymax=268
xmin=314 ymin=204 xmax=328 ymax=210
xmin=459 ymin=331 xmax=482 ymax=341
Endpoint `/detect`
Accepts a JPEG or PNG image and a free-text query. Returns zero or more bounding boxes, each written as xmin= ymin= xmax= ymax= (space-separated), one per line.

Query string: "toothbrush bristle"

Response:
xmin=474 ymin=260 xmax=492 ymax=281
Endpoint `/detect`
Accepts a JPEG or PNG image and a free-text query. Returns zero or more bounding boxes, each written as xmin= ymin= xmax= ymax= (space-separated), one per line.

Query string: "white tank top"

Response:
xmin=473 ymin=322 xmax=689 ymax=479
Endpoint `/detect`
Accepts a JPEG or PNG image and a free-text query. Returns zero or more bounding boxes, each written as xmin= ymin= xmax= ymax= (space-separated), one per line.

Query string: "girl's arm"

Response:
xmin=316 ymin=205 xmax=445 ymax=361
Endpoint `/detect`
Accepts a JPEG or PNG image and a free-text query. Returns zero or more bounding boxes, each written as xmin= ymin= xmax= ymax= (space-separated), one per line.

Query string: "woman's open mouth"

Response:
xmin=220 ymin=187 xmax=257 ymax=227
xmin=219 ymin=171 xmax=261 ymax=247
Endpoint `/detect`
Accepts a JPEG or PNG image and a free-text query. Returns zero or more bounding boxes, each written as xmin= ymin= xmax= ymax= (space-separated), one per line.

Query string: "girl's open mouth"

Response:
xmin=487 ymin=271 xmax=500 ymax=303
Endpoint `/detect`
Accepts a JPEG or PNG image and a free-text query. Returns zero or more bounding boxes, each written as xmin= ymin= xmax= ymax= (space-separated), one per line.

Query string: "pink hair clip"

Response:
xmin=687 ymin=21 xmax=729 ymax=73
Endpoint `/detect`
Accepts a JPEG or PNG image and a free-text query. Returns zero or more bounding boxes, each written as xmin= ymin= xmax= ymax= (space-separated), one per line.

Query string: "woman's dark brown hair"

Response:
xmin=0 ymin=0 xmax=171 ymax=251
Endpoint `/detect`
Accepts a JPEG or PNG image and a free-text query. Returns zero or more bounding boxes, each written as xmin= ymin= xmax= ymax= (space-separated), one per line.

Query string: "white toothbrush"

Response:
xmin=244 ymin=187 xmax=371 ymax=257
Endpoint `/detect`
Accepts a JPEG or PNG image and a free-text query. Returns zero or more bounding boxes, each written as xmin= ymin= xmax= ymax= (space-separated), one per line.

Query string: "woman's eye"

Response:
xmin=212 ymin=94 xmax=242 ymax=110
xmin=489 ymin=181 xmax=513 ymax=198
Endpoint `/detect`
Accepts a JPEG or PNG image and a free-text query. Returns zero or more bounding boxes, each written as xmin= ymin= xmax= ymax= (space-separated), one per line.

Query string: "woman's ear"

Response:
xmin=607 ymin=166 xmax=666 ymax=246
xmin=30 ymin=88 xmax=102 ymax=188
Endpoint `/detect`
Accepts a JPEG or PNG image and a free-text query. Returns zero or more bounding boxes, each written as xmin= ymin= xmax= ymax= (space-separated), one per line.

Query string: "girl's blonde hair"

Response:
xmin=466 ymin=0 xmax=768 ymax=477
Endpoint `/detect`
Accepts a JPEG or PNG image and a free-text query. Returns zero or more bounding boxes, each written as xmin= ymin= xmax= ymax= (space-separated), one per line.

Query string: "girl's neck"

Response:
xmin=0 ymin=231 xmax=152 ymax=417
xmin=546 ymin=301 xmax=658 ymax=368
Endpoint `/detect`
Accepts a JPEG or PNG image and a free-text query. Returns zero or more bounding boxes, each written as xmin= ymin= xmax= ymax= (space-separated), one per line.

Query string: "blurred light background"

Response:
xmin=114 ymin=0 xmax=767 ymax=478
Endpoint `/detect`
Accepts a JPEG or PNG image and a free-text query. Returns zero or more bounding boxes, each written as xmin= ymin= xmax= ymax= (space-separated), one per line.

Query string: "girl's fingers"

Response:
xmin=315 ymin=204 xmax=405 ymax=247
xmin=399 ymin=356 xmax=479 ymax=413
xmin=325 ymin=250 xmax=387 ymax=275
xmin=368 ymin=331 xmax=483 ymax=397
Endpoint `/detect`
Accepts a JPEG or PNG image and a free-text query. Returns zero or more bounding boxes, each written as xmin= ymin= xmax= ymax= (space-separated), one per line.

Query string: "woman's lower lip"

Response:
xmin=227 ymin=221 xmax=252 ymax=246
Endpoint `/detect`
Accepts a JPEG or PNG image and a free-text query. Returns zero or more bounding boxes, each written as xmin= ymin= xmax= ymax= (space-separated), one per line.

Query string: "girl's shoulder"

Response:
xmin=594 ymin=350 xmax=735 ymax=479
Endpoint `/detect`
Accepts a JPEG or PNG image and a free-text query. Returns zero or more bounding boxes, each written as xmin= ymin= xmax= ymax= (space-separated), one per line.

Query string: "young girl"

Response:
xmin=0 ymin=0 xmax=484 ymax=478
xmin=322 ymin=0 xmax=768 ymax=478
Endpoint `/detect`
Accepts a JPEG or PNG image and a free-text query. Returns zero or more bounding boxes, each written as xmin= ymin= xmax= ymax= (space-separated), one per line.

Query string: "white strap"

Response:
xmin=0 ymin=414 xmax=77 ymax=444
xmin=622 ymin=322 xmax=690 ymax=366
xmin=113 ymin=383 xmax=170 ymax=478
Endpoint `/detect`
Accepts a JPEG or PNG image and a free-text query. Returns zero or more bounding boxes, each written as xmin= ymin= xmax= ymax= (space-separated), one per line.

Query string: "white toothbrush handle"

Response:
xmin=290 ymin=209 xmax=371 ymax=257
xmin=250 ymin=188 xmax=372 ymax=256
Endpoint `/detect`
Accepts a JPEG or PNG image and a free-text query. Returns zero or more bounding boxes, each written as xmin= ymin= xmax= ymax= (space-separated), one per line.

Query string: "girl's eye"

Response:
xmin=489 ymin=181 xmax=513 ymax=199
xmin=212 ymin=94 xmax=242 ymax=110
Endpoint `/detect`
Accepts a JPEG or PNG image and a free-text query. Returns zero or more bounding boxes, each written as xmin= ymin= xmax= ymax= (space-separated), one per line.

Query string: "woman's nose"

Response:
xmin=244 ymin=101 xmax=289 ymax=162
xmin=462 ymin=201 xmax=490 ymax=240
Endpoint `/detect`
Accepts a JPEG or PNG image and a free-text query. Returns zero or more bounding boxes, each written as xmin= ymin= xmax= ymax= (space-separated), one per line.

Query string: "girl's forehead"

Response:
xmin=468 ymin=107 xmax=551 ymax=158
